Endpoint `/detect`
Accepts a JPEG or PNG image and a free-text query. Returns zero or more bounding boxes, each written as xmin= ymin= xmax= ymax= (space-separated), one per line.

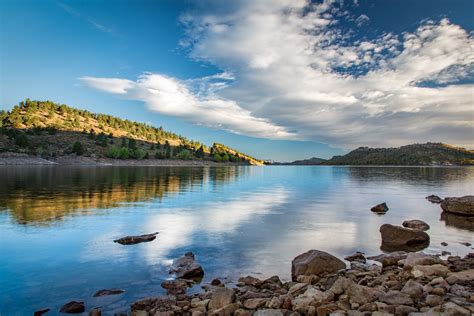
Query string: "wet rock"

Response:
xmin=291 ymin=250 xmax=346 ymax=281
xmin=403 ymin=252 xmax=444 ymax=269
xmin=169 ymin=252 xmax=204 ymax=280
xmin=402 ymin=219 xmax=430 ymax=231
xmin=441 ymin=251 xmax=451 ymax=256
xmin=211 ymin=278 xmax=222 ymax=286
xmin=401 ymin=279 xmax=424 ymax=298
xmin=93 ymin=288 xmax=125 ymax=297
xmin=59 ymin=301 xmax=85 ymax=314
xmin=441 ymin=242 xmax=448 ymax=246
xmin=208 ymin=287 xmax=236 ymax=311
xmin=34 ymin=308 xmax=50 ymax=316
xmin=89 ymin=308 xmax=101 ymax=316
xmin=460 ymin=242 xmax=472 ymax=247
xmin=161 ymin=279 xmax=192 ymax=295
xmin=426 ymin=195 xmax=443 ymax=204
xmin=113 ymin=232 xmax=159 ymax=245
xmin=131 ymin=296 xmax=176 ymax=313
xmin=367 ymin=251 xmax=407 ymax=267
xmin=440 ymin=196 xmax=474 ymax=216
xmin=411 ymin=264 xmax=449 ymax=278
xmin=380 ymin=290 xmax=414 ymax=306
xmin=379 ymin=224 xmax=430 ymax=252
xmin=345 ymin=252 xmax=366 ymax=263
xmin=371 ymin=202 xmax=389 ymax=214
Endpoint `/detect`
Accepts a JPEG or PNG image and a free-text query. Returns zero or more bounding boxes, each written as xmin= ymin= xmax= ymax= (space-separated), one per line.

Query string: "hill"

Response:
xmin=287 ymin=157 xmax=327 ymax=165
xmin=0 ymin=99 xmax=264 ymax=165
xmin=321 ymin=143 xmax=474 ymax=166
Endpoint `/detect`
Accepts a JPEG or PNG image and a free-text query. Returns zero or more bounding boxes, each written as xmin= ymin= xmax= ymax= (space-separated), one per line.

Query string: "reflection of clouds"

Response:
xmin=142 ymin=188 xmax=290 ymax=264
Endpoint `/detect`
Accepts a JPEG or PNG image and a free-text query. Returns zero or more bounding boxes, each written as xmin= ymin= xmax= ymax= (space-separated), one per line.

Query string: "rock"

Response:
xmin=238 ymin=276 xmax=263 ymax=288
xmin=442 ymin=302 xmax=471 ymax=315
xmin=426 ymin=295 xmax=443 ymax=307
xmin=445 ymin=269 xmax=474 ymax=285
xmin=89 ymin=308 xmax=101 ymax=316
xmin=169 ymin=252 xmax=204 ymax=280
xmin=380 ymin=290 xmax=414 ymax=306
xmin=292 ymin=287 xmax=334 ymax=312
xmin=209 ymin=303 xmax=239 ymax=315
xmin=450 ymin=284 xmax=471 ymax=297
xmin=346 ymin=282 xmax=383 ymax=305
xmin=288 ymin=283 xmax=308 ymax=296
xmin=93 ymin=288 xmax=125 ymax=297
xmin=291 ymin=250 xmax=346 ymax=281
xmin=59 ymin=301 xmax=85 ymax=314
xmin=267 ymin=296 xmax=283 ymax=309
xmin=426 ymin=195 xmax=443 ymax=204
xmin=34 ymin=308 xmax=51 ymax=316
xmin=131 ymin=296 xmax=176 ymax=313
xmin=371 ymin=202 xmax=389 ymax=214
xmin=460 ymin=242 xmax=472 ymax=247
xmin=344 ymin=252 xmax=366 ymax=263
xmin=161 ymin=279 xmax=192 ymax=295
xmin=440 ymin=212 xmax=474 ymax=231
xmin=403 ymin=253 xmax=444 ymax=269
xmin=396 ymin=305 xmax=418 ymax=315
xmin=441 ymin=242 xmax=448 ymax=246
xmin=243 ymin=298 xmax=268 ymax=309
xmin=401 ymin=279 xmax=424 ymax=298
xmin=211 ymin=278 xmax=222 ymax=286
xmin=441 ymin=251 xmax=451 ymax=256
xmin=208 ymin=287 xmax=236 ymax=311
xmin=402 ymin=220 xmax=430 ymax=231
xmin=253 ymin=310 xmax=285 ymax=316
xmin=412 ymin=264 xmax=449 ymax=278
xmin=113 ymin=232 xmax=159 ymax=245
xmin=440 ymin=196 xmax=474 ymax=216
xmin=379 ymin=224 xmax=430 ymax=252
xmin=367 ymin=251 xmax=407 ymax=267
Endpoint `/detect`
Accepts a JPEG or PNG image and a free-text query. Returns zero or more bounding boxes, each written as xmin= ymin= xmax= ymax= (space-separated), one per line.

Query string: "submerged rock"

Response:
xmin=169 ymin=252 xmax=204 ymax=280
xmin=426 ymin=195 xmax=443 ymax=204
xmin=344 ymin=252 xmax=366 ymax=263
xmin=34 ymin=308 xmax=50 ymax=316
xmin=93 ymin=289 xmax=125 ymax=297
xmin=379 ymin=224 xmax=430 ymax=252
xmin=441 ymin=196 xmax=474 ymax=216
xmin=161 ymin=279 xmax=192 ymax=295
xmin=113 ymin=232 xmax=159 ymax=245
xmin=59 ymin=301 xmax=85 ymax=314
xmin=402 ymin=219 xmax=430 ymax=231
xmin=371 ymin=202 xmax=389 ymax=214
xmin=291 ymin=249 xmax=346 ymax=281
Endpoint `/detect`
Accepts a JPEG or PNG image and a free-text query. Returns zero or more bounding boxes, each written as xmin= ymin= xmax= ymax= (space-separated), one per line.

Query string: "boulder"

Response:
xmin=253 ymin=310 xmax=285 ymax=316
xmin=445 ymin=269 xmax=474 ymax=285
xmin=402 ymin=220 xmax=430 ymax=231
xmin=169 ymin=252 xmax=204 ymax=280
xmin=442 ymin=302 xmax=471 ymax=315
xmin=440 ymin=212 xmax=474 ymax=231
xmin=346 ymin=282 xmax=383 ymax=305
xmin=367 ymin=251 xmax=407 ymax=267
xmin=237 ymin=276 xmax=263 ymax=288
xmin=291 ymin=250 xmax=346 ymax=281
xmin=371 ymin=202 xmax=389 ymax=214
xmin=208 ymin=287 xmax=235 ymax=311
xmin=379 ymin=224 xmax=430 ymax=252
xmin=401 ymin=279 xmax=423 ymax=299
xmin=411 ymin=264 xmax=449 ymax=278
xmin=425 ymin=294 xmax=443 ymax=307
xmin=242 ymin=298 xmax=268 ymax=309
xmin=209 ymin=303 xmax=239 ymax=315
xmin=440 ymin=196 xmax=474 ymax=216
xmin=113 ymin=232 xmax=159 ymax=245
xmin=93 ymin=288 xmax=125 ymax=297
xmin=380 ymin=290 xmax=414 ymax=306
xmin=161 ymin=279 xmax=192 ymax=295
xmin=403 ymin=253 xmax=444 ymax=269
xmin=59 ymin=301 xmax=85 ymax=314
xmin=426 ymin=195 xmax=443 ymax=204
xmin=344 ymin=252 xmax=366 ymax=263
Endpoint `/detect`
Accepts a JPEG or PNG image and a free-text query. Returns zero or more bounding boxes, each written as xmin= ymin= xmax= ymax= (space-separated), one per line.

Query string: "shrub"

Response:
xmin=71 ymin=141 xmax=84 ymax=155
xmin=14 ymin=133 xmax=28 ymax=147
xmin=105 ymin=147 xmax=121 ymax=159
xmin=176 ymin=149 xmax=193 ymax=160
xmin=119 ymin=147 xmax=130 ymax=159
xmin=132 ymin=148 xmax=147 ymax=159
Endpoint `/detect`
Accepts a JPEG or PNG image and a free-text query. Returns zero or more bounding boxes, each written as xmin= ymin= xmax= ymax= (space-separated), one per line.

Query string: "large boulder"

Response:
xmin=208 ymin=287 xmax=236 ymax=311
xmin=402 ymin=219 xmax=430 ymax=231
xmin=169 ymin=252 xmax=204 ymax=280
xmin=440 ymin=196 xmax=474 ymax=216
xmin=291 ymin=250 xmax=346 ymax=281
xmin=379 ymin=224 xmax=430 ymax=252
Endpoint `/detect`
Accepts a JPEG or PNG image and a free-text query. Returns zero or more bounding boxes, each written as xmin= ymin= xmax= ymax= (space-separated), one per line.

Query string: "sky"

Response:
xmin=1 ymin=0 xmax=473 ymax=161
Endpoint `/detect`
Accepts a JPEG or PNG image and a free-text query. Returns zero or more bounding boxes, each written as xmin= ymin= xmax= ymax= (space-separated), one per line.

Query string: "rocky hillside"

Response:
xmin=288 ymin=157 xmax=327 ymax=165
xmin=322 ymin=143 xmax=474 ymax=166
xmin=0 ymin=99 xmax=263 ymax=165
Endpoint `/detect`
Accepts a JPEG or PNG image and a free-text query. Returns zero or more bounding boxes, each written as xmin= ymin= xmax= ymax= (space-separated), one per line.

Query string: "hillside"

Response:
xmin=321 ymin=143 xmax=474 ymax=166
xmin=287 ymin=157 xmax=327 ymax=165
xmin=0 ymin=99 xmax=263 ymax=165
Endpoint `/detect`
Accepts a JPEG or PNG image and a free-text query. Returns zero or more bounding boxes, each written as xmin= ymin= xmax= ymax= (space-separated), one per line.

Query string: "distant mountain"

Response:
xmin=288 ymin=157 xmax=327 ymax=165
xmin=322 ymin=143 xmax=474 ymax=166
xmin=0 ymin=99 xmax=264 ymax=165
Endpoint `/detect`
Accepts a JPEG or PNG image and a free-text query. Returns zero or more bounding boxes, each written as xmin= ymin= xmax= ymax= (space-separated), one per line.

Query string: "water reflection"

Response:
xmin=0 ymin=166 xmax=246 ymax=224
xmin=440 ymin=211 xmax=474 ymax=231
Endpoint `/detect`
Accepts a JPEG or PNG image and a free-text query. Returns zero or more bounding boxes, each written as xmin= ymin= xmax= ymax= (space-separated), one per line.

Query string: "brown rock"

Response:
xmin=208 ymin=287 xmax=236 ymax=311
xmin=442 ymin=302 xmax=471 ymax=315
xmin=403 ymin=252 xmax=444 ymax=269
xmin=379 ymin=224 xmax=430 ymax=252
xmin=344 ymin=252 xmax=366 ymax=263
xmin=243 ymin=298 xmax=268 ymax=309
xmin=93 ymin=288 xmax=125 ymax=297
xmin=161 ymin=279 xmax=191 ymax=295
xmin=367 ymin=251 xmax=407 ymax=267
xmin=34 ymin=308 xmax=50 ymax=316
xmin=401 ymin=279 xmax=423 ymax=298
xmin=440 ymin=196 xmax=474 ymax=216
xmin=412 ymin=264 xmax=449 ymax=278
xmin=237 ymin=276 xmax=263 ymax=288
xmin=426 ymin=295 xmax=443 ymax=307
xmin=59 ymin=301 xmax=85 ymax=314
xmin=169 ymin=252 xmax=204 ymax=280
xmin=426 ymin=195 xmax=443 ymax=204
xmin=402 ymin=219 xmax=430 ymax=231
xmin=291 ymin=250 xmax=346 ymax=281
xmin=371 ymin=202 xmax=389 ymax=214
xmin=380 ymin=290 xmax=414 ymax=306
xmin=209 ymin=303 xmax=239 ymax=315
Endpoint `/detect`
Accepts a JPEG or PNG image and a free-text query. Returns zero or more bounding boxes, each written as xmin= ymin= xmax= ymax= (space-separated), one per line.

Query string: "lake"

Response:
xmin=1 ymin=166 xmax=473 ymax=315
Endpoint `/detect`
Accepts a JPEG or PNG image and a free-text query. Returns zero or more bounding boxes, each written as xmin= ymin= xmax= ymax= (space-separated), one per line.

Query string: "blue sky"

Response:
xmin=1 ymin=0 xmax=473 ymax=161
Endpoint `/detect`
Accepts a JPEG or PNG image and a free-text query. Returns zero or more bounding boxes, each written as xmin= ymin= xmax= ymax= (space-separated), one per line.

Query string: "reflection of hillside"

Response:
xmin=345 ymin=166 xmax=474 ymax=185
xmin=0 ymin=166 xmax=243 ymax=224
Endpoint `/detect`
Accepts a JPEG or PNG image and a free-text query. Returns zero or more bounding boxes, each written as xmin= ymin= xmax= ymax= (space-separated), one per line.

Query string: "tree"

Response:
xmin=196 ymin=145 xmax=205 ymax=158
xmin=176 ymin=149 xmax=193 ymax=160
xmin=14 ymin=133 xmax=28 ymax=147
xmin=214 ymin=153 xmax=222 ymax=162
xmin=119 ymin=147 xmax=130 ymax=159
xmin=72 ymin=141 xmax=84 ymax=155
xmin=128 ymin=138 xmax=136 ymax=150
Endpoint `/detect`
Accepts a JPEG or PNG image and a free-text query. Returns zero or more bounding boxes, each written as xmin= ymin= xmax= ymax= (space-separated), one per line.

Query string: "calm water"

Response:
xmin=1 ymin=166 xmax=473 ymax=315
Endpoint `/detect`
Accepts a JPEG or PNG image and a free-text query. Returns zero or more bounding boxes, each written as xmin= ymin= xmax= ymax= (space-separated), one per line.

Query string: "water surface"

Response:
xmin=1 ymin=166 xmax=473 ymax=315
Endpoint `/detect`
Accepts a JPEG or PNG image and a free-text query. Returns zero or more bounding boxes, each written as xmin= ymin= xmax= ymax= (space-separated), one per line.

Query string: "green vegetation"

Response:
xmin=321 ymin=143 xmax=474 ymax=166
xmin=0 ymin=99 xmax=261 ymax=164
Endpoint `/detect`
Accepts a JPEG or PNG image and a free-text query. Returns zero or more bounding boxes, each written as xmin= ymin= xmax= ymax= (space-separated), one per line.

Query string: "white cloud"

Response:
xmin=82 ymin=0 xmax=474 ymax=148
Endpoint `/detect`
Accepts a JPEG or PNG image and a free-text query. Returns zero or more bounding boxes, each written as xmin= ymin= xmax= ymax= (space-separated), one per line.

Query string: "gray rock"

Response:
xmin=425 ymin=295 xmax=443 ymax=307
xmin=59 ymin=301 xmax=85 ymax=314
xmin=402 ymin=220 xmax=430 ymax=231
xmin=403 ymin=252 xmax=444 ymax=269
xmin=440 ymin=196 xmax=474 ymax=216
xmin=367 ymin=251 xmax=407 ymax=267
xmin=379 ymin=224 xmax=430 ymax=252
xmin=380 ymin=290 xmax=414 ymax=306
xmin=401 ymin=279 xmax=424 ymax=298
xmin=442 ymin=302 xmax=471 ymax=315
xmin=208 ymin=287 xmax=236 ymax=311
xmin=169 ymin=252 xmax=204 ymax=280
xmin=291 ymin=250 xmax=346 ymax=281
xmin=253 ymin=310 xmax=285 ymax=316
xmin=93 ymin=288 xmax=125 ymax=297
xmin=411 ymin=264 xmax=449 ymax=278
xmin=426 ymin=195 xmax=443 ymax=204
